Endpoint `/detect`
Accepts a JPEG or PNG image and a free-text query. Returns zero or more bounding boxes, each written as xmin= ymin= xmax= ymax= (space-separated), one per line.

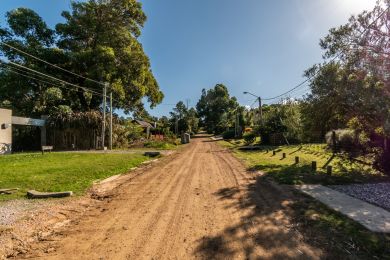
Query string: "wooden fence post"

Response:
xmin=311 ymin=161 xmax=317 ymax=171
xmin=282 ymin=153 xmax=286 ymax=159
xmin=327 ymin=166 xmax=332 ymax=176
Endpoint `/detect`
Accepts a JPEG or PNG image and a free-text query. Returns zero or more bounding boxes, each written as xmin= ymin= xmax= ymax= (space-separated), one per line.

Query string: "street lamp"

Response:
xmin=243 ymin=91 xmax=262 ymax=126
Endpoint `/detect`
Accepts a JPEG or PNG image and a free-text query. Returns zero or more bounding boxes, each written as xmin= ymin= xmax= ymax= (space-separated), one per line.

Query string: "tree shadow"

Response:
xmin=202 ymin=139 xmax=221 ymax=143
xmin=213 ymin=187 xmax=240 ymax=200
xmin=288 ymin=146 xmax=302 ymax=155
xmin=194 ymin=173 xmax=390 ymax=259
xmin=194 ymin=177 xmax=322 ymax=259
xmin=321 ymin=154 xmax=335 ymax=169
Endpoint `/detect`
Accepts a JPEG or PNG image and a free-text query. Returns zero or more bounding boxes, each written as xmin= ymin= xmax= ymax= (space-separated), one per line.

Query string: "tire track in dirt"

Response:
xmin=79 ymin=141 xmax=199 ymax=259
xmin=25 ymin=137 xmax=323 ymax=260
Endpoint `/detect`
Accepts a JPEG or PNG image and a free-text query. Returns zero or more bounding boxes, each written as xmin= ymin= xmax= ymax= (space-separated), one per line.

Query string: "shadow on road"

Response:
xmin=193 ymin=172 xmax=390 ymax=259
xmin=194 ymin=175 xmax=322 ymax=259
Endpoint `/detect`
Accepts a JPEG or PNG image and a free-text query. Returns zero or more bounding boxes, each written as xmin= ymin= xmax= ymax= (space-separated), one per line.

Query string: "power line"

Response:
xmin=248 ymin=98 xmax=258 ymax=109
xmin=0 ymin=65 xmax=101 ymax=97
xmin=0 ymin=59 xmax=125 ymax=107
xmin=263 ymin=79 xmax=310 ymax=101
xmin=0 ymin=41 xmax=104 ymax=86
xmin=1 ymin=61 xmax=69 ymax=84
xmin=0 ymin=59 xmax=102 ymax=96
xmin=262 ymin=5 xmax=390 ymax=101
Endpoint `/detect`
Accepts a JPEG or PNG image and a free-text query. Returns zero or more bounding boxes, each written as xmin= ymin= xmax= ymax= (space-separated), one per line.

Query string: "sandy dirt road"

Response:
xmin=27 ymin=137 xmax=323 ymax=259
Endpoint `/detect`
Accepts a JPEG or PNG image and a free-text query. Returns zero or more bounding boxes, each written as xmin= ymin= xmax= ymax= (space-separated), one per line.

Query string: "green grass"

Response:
xmin=219 ymin=140 xmax=385 ymax=185
xmin=143 ymin=140 xmax=178 ymax=150
xmin=0 ymin=152 xmax=149 ymax=200
xmin=221 ymin=140 xmax=390 ymax=257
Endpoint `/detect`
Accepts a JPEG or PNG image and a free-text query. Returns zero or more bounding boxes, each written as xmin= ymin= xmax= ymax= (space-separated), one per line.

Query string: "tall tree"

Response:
xmin=56 ymin=0 xmax=163 ymax=113
xmin=196 ymin=84 xmax=239 ymax=134
xmin=0 ymin=0 xmax=163 ymax=116
xmin=0 ymin=8 xmax=64 ymax=116
xmin=303 ymin=1 xmax=390 ymax=140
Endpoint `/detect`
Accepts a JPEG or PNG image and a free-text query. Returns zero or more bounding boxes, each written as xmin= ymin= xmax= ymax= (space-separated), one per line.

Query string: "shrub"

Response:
xmin=144 ymin=140 xmax=176 ymax=150
xmin=243 ymin=132 xmax=256 ymax=144
xmin=222 ymin=129 xmax=236 ymax=140
xmin=326 ymin=129 xmax=358 ymax=153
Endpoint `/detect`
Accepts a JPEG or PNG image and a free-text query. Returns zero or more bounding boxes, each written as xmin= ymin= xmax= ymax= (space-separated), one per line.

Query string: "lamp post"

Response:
xmin=231 ymin=106 xmax=240 ymax=138
xmin=243 ymin=91 xmax=262 ymax=126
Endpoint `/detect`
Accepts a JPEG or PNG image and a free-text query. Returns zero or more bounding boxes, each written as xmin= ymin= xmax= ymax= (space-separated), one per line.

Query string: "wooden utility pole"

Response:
xmin=102 ymin=83 xmax=107 ymax=149
xmin=175 ymin=117 xmax=179 ymax=136
xmin=235 ymin=111 xmax=239 ymax=138
xmin=258 ymin=96 xmax=262 ymax=126
xmin=109 ymin=91 xmax=113 ymax=150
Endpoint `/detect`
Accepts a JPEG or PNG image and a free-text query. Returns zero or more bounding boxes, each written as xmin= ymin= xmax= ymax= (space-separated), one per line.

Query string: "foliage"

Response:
xmin=257 ymin=105 xmax=286 ymax=144
xmin=0 ymin=1 xmax=163 ymax=117
xmin=301 ymin=62 xmax=389 ymax=141
xmin=196 ymin=84 xmax=239 ymax=134
xmin=114 ymin=119 xmax=144 ymax=148
xmin=243 ymin=132 xmax=256 ymax=144
xmin=325 ymin=129 xmax=357 ymax=153
xmin=168 ymin=101 xmax=199 ymax=135
xmin=0 ymin=152 xmax=148 ymax=200
xmin=186 ymin=108 xmax=200 ymax=134
xmin=143 ymin=140 xmax=177 ymax=150
xmin=222 ymin=129 xmax=236 ymax=140
xmin=220 ymin=142 xmax=383 ymax=185
xmin=301 ymin=1 xmax=390 ymax=172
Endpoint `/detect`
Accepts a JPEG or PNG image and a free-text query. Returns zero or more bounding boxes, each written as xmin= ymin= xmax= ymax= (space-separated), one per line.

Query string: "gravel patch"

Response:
xmin=329 ymin=183 xmax=390 ymax=211
xmin=0 ymin=199 xmax=54 ymax=226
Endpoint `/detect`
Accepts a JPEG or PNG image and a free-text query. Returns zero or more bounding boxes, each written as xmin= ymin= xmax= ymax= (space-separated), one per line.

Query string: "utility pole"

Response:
xmin=235 ymin=111 xmax=239 ymax=138
xmin=258 ymin=96 xmax=262 ymax=126
xmin=243 ymin=91 xmax=262 ymax=141
xmin=102 ymin=83 xmax=108 ymax=150
xmin=243 ymin=91 xmax=262 ymax=127
xmin=109 ymin=91 xmax=113 ymax=150
xmin=175 ymin=117 xmax=179 ymax=136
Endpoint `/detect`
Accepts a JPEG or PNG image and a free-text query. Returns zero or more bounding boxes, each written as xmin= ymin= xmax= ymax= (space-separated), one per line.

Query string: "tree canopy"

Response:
xmin=0 ymin=0 xmax=163 ymax=117
xmin=302 ymin=0 xmax=390 ymax=140
xmin=196 ymin=84 xmax=239 ymax=134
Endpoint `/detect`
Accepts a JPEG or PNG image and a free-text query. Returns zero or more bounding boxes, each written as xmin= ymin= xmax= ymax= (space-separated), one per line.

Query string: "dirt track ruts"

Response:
xmin=27 ymin=137 xmax=323 ymax=259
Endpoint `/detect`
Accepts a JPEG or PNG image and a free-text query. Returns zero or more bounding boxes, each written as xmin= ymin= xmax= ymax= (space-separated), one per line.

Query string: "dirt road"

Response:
xmin=28 ymin=137 xmax=323 ymax=259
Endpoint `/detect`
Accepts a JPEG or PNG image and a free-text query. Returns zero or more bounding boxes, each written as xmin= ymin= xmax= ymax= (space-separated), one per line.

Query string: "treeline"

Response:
xmin=0 ymin=0 xmax=163 ymax=117
xmin=190 ymin=1 xmax=390 ymax=172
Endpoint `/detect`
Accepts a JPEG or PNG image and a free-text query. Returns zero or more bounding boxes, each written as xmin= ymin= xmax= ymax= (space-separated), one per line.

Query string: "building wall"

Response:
xmin=0 ymin=108 xmax=12 ymax=154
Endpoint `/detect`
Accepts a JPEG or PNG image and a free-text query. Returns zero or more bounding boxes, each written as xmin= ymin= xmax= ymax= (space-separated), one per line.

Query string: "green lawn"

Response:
xmin=220 ymin=140 xmax=390 ymax=258
xmin=219 ymin=140 xmax=385 ymax=185
xmin=292 ymin=190 xmax=390 ymax=259
xmin=0 ymin=152 xmax=149 ymax=200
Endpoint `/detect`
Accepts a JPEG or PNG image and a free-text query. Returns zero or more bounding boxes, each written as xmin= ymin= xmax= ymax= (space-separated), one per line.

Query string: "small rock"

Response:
xmin=45 ymin=247 xmax=56 ymax=254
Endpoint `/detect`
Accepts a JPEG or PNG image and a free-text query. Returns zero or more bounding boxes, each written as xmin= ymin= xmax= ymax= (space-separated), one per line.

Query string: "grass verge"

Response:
xmin=0 ymin=152 xmax=149 ymax=200
xmin=221 ymin=140 xmax=390 ymax=258
xmin=290 ymin=188 xmax=390 ymax=259
xmin=219 ymin=140 xmax=385 ymax=185
xmin=143 ymin=140 xmax=179 ymax=150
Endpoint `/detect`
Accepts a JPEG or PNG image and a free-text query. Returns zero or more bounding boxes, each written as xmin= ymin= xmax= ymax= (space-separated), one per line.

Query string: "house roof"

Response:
xmin=133 ymin=120 xmax=154 ymax=128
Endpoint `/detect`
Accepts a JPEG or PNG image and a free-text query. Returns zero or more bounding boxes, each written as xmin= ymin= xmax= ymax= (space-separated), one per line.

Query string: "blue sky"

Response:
xmin=0 ymin=0 xmax=377 ymax=117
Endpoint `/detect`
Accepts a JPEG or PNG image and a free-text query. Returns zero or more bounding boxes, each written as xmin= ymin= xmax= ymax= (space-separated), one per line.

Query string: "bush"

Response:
xmin=326 ymin=129 xmax=358 ymax=153
xmin=222 ymin=129 xmax=236 ymax=140
xmin=243 ymin=132 xmax=256 ymax=144
xmin=144 ymin=140 xmax=176 ymax=150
